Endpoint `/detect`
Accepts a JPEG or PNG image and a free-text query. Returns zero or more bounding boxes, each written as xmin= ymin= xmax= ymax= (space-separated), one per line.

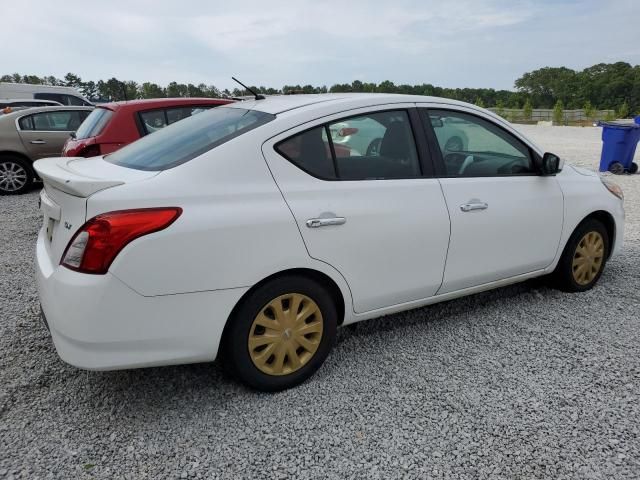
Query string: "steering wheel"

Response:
xmin=457 ymin=155 xmax=475 ymax=175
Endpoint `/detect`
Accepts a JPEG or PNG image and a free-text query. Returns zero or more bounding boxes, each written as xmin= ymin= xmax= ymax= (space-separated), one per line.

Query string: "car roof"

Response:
xmin=100 ymin=97 xmax=234 ymax=112
xmin=226 ymin=93 xmax=474 ymax=115
xmin=0 ymin=105 xmax=93 ymax=121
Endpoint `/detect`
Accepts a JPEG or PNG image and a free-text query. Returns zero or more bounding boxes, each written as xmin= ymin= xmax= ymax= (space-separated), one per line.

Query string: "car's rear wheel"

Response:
xmin=0 ymin=156 xmax=33 ymax=195
xmin=553 ymin=219 xmax=609 ymax=292
xmin=222 ymin=275 xmax=337 ymax=391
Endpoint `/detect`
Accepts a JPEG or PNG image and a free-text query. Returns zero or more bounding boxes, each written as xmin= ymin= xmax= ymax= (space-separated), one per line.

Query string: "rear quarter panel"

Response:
xmin=86 ymin=128 xmax=354 ymax=319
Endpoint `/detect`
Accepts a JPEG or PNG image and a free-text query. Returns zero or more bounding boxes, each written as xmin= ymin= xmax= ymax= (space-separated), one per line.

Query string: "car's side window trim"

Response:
xmin=274 ymin=107 xmax=435 ymax=181
xmin=324 ymin=125 xmax=340 ymax=178
xmin=419 ymin=107 xmax=540 ymax=178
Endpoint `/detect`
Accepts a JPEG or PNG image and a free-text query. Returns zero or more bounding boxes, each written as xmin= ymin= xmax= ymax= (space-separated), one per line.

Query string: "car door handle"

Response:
xmin=460 ymin=202 xmax=488 ymax=212
xmin=30 ymin=140 xmax=47 ymax=144
xmin=306 ymin=217 xmax=346 ymax=228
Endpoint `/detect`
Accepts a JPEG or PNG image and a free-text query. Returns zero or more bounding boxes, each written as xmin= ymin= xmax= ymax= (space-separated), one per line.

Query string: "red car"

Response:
xmin=62 ymin=98 xmax=233 ymax=157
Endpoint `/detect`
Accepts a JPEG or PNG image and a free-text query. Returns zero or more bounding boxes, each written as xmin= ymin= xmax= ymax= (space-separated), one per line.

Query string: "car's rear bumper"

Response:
xmin=36 ymin=228 xmax=247 ymax=370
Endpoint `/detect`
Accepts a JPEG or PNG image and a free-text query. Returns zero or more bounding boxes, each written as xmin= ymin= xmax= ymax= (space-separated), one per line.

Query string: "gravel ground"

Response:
xmin=1 ymin=126 xmax=639 ymax=479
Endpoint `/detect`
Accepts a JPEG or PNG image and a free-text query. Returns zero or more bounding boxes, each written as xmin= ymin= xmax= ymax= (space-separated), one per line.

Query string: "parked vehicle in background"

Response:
xmin=33 ymin=94 xmax=624 ymax=392
xmin=62 ymin=98 xmax=234 ymax=157
xmin=0 ymin=106 xmax=93 ymax=194
xmin=1 ymin=99 xmax=63 ymax=113
xmin=0 ymin=82 xmax=92 ymax=107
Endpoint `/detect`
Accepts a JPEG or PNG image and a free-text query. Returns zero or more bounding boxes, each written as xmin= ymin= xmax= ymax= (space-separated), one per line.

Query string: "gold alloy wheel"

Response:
xmin=248 ymin=293 xmax=323 ymax=376
xmin=572 ymin=231 xmax=605 ymax=285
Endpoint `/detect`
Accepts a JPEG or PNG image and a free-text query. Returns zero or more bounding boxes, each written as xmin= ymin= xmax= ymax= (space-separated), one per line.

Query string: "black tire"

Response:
xmin=629 ymin=162 xmax=638 ymax=174
xmin=221 ymin=275 xmax=337 ymax=391
xmin=0 ymin=155 xmax=33 ymax=195
xmin=608 ymin=162 xmax=625 ymax=175
xmin=552 ymin=218 xmax=609 ymax=292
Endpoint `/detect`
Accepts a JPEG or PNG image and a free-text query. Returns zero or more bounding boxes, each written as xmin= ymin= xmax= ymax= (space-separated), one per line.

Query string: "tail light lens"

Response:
xmin=78 ymin=144 xmax=101 ymax=158
xmin=61 ymin=208 xmax=182 ymax=274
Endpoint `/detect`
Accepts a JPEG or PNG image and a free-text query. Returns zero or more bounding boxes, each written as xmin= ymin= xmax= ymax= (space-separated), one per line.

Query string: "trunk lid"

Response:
xmin=34 ymin=156 xmax=158 ymax=262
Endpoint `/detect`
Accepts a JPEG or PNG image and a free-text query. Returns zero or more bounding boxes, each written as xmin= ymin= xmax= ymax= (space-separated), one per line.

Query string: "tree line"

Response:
xmin=2 ymin=61 xmax=638 ymax=117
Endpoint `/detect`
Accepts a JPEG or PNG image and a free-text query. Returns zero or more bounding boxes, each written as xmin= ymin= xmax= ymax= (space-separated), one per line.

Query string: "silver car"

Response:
xmin=0 ymin=106 xmax=92 ymax=194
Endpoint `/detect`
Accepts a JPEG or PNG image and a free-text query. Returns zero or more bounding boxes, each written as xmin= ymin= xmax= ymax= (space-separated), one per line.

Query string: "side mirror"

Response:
xmin=430 ymin=117 xmax=443 ymax=128
xmin=540 ymin=152 xmax=562 ymax=175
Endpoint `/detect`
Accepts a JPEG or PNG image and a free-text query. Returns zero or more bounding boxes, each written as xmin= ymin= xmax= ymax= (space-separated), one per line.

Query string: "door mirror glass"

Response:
xmin=541 ymin=152 xmax=561 ymax=175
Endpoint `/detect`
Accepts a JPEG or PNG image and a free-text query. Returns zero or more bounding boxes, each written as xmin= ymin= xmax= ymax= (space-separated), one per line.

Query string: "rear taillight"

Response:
xmin=78 ymin=144 xmax=101 ymax=158
xmin=61 ymin=208 xmax=182 ymax=274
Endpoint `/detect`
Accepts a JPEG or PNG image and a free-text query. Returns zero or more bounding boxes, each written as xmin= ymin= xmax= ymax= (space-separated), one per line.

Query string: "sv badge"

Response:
xmin=64 ymin=221 xmax=73 ymax=230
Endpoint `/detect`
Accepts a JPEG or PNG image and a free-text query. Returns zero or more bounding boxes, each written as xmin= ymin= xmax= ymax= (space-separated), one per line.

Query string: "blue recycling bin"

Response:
xmin=598 ymin=116 xmax=640 ymax=174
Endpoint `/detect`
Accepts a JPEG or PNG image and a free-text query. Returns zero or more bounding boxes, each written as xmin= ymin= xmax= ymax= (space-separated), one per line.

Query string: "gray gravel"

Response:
xmin=1 ymin=126 xmax=640 ymax=479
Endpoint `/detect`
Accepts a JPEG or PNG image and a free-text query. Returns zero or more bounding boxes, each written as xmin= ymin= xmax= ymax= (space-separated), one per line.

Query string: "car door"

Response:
xmin=18 ymin=110 xmax=89 ymax=158
xmin=262 ymin=106 xmax=451 ymax=313
xmin=419 ymin=106 xmax=564 ymax=294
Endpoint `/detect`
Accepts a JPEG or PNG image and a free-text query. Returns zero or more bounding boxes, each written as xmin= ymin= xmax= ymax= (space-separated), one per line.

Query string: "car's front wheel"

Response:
xmin=222 ymin=275 xmax=337 ymax=391
xmin=0 ymin=156 xmax=33 ymax=195
xmin=553 ymin=218 xmax=609 ymax=292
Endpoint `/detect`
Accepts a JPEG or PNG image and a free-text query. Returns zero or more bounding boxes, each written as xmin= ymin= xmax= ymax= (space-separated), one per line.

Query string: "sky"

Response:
xmin=2 ymin=0 xmax=639 ymax=91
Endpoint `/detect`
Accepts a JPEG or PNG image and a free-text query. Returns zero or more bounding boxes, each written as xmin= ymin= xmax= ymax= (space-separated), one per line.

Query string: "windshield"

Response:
xmin=75 ymin=108 xmax=112 ymax=139
xmin=106 ymin=107 xmax=275 ymax=171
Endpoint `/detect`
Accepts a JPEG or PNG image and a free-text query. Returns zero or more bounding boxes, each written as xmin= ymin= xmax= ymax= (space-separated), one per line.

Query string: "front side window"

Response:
xmin=107 ymin=107 xmax=274 ymax=171
xmin=424 ymin=110 xmax=534 ymax=177
xmin=19 ymin=111 xmax=89 ymax=131
xmin=276 ymin=110 xmax=420 ymax=180
xmin=34 ymin=93 xmax=65 ymax=105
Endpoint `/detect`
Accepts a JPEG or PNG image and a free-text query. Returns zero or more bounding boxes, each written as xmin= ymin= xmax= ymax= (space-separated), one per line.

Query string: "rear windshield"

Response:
xmin=106 ymin=107 xmax=275 ymax=171
xmin=75 ymin=108 xmax=112 ymax=139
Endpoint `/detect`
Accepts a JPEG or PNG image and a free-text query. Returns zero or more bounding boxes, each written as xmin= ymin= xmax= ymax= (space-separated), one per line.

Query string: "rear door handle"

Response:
xmin=460 ymin=202 xmax=488 ymax=212
xmin=306 ymin=217 xmax=346 ymax=228
xmin=30 ymin=140 xmax=47 ymax=144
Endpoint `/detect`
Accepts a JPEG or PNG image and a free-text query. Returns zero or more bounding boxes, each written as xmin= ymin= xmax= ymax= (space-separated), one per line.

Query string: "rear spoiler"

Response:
xmin=33 ymin=157 xmax=124 ymax=197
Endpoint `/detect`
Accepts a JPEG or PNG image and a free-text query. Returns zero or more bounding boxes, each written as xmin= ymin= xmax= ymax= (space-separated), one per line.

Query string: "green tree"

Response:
xmin=474 ymin=97 xmax=485 ymax=108
xmin=495 ymin=100 xmax=506 ymax=118
xmin=553 ymin=100 xmax=565 ymax=125
xmin=523 ymin=98 xmax=533 ymax=120
xmin=140 ymin=82 xmax=165 ymax=98
xmin=80 ymin=81 xmax=98 ymax=100
xmin=583 ymin=100 xmax=595 ymax=121
xmin=617 ymin=101 xmax=629 ymax=118
xmin=64 ymin=73 xmax=82 ymax=88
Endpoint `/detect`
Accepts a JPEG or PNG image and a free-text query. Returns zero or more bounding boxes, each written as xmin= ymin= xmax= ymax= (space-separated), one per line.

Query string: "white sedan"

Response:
xmin=34 ymin=94 xmax=625 ymax=391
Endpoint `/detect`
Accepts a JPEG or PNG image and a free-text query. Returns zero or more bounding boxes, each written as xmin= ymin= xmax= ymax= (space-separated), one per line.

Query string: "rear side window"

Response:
xmin=75 ymin=108 xmax=113 ymax=139
xmin=140 ymin=110 xmax=168 ymax=134
xmin=166 ymin=106 xmax=212 ymax=125
xmin=275 ymin=110 xmax=421 ymax=180
xmin=139 ymin=106 xmax=215 ymax=135
xmin=19 ymin=111 xmax=89 ymax=131
xmin=106 ymin=107 xmax=275 ymax=171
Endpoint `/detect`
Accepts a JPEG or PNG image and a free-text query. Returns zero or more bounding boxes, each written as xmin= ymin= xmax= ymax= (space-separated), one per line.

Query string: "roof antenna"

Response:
xmin=231 ymin=77 xmax=265 ymax=100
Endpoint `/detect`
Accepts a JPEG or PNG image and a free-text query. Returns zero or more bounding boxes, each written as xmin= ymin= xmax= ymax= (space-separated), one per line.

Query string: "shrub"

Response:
xmin=553 ymin=100 xmax=564 ymax=125
xmin=523 ymin=99 xmax=533 ymax=121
